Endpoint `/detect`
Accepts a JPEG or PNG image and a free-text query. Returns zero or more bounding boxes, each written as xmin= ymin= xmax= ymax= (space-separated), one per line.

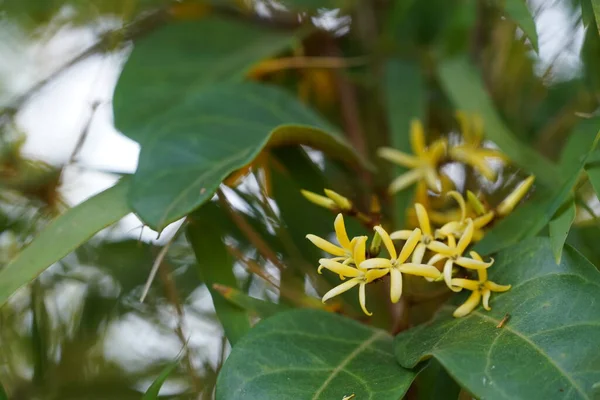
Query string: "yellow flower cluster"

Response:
xmin=303 ymin=112 xmax=535 ymax=318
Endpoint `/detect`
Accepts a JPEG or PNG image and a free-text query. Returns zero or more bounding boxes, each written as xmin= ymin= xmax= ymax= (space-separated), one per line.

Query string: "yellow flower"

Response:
xmin=427 ymin=219 xmax=493 ymax=292
xmin=378 ymin=119 xmax=447 ymax=193
xmin=451 ymin=254 xmax=511 ymax=317
xmin=306 ymin=214 xmax=356 ymax=267
xmin=496 ymin=175 xmax=535 ymax=217
xmin=390 ymin=203 xmax=452 ymax=264
xmin=360 ymin=226 xmax=441 ymax=303
xmin=449 ymin=112 xmax=507 ymax=181
xmin=301 ymin=189 xmax=352 ymax=211
xmin=435 ymin=191 xmax=494 ymax=242
xmin=318 ymin=236 xmax=387 ymax=315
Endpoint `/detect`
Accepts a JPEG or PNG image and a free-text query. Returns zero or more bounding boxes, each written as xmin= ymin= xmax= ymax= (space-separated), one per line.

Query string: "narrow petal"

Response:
xmin=427 ymin=252 xmax=447 ymax=266
xmin=411 ymin=243 xmax=427 ymax=264
xmin=334 ymin=213 xmax=351 ymax=250
xmin=306 ymin=234 xmax=345 ymax=256
xmin=482 ymin=288 xmax=491 ymax=310
xmin=325 ymin=189 xmax=352 ymax=211
xmin=451 ymin=278 xmax=480 ymax=291
xmin=496 ymin=175 xmax=535 ymax=216
xmin=466 ymin=190 xmax=487 ymax=215
xmin=456 ymin=219 xmax=474 ymax=254
xmin=301 ymin=190 xmax=336 ymax=210
xmin=424 ymin=167 xmax=442 ymax=193
xmin=374 ymin=225 xmax=397 ymax=259
xmin=389 ymin=169 xmax=422 ymax=194
xmin=436 ymin=221 xmax=462 ymax=238
xmin=360 ymin=258 xmax=393 ymax=270
xmin=450 ymin=148 xmax=496 ymax=181
xmin=427 ymin=240 xmax=455 ymax=256
xmin=359 ymin=283 xmax=372 ymax=316
xmin=428 ymin=138 xmax=447 ymax=162
xmin=353 ymin=236 xmax=368 ymax=266
xmin=485 ymin=281 xmax=512 ymax=292
xmin=415 ymin=203 xmax=432 ymax=236
xmin=390 ymin=230 xmax=412 ymax=240
xmin=444 ymin=260 xmax=462 ymax=292
xmin=322 ymin=278 xmax=360 ymax=303
xmin=398 ymin=263 xmax=441 ymax=279
xmin=397 ymin=228 xmax=421 ymax=263
xmin=477 ymin=148 xmax=509 ymax=161
xmin=319 ymin=259 xmax=362 ymax=277
xmin=455 ymin=257 xmax=493 ymax=270
xmin=377 ymin=147 xmax=420 ymax=167
xmin=389 ymin=268 xmax=403 ymax=303
xmin=365 ymin=268 xmax=389 ymax=282
xmin=410 ymin=119 xmax=426 ymax=156
xmin=474 ymin=211 xmax=495 ymax=230
xmin=453 ymin=291 xmax=482 ymax=318
xmin=477 ymin=268 xmax=488 ymax=283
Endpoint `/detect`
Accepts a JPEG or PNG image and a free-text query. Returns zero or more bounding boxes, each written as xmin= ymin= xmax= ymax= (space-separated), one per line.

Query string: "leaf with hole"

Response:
xmin=395 ymin=237 xmax=600 ymax=399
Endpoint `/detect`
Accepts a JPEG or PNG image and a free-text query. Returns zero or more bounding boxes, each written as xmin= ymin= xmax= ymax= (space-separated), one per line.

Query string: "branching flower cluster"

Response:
xmin=303 ymin=113 xmax=535 ymax=318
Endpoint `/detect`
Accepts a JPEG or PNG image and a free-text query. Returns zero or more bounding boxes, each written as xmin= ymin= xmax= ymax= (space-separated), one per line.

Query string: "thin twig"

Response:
xmin=226 ymin=245 xmax=280 ymax=289
xmin=248 ymin=56 xmax=368 ymax=77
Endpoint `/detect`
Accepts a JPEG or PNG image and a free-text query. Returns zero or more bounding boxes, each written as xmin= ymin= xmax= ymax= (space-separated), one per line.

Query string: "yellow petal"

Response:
xmin=322 ymin=278 xmax=360 ymax=303
xmin=427 ymin=240 xmax=454 ymax=256
xmin=447 ymin=191 xmax=467 ymax=222
xmin=389 ymin=268 xmax=403 ymax=303
xmin=410 ymin=119 xmax=426 ymax=156
xmin=301 ymin=190 xmax=336 ymax=210
xmin=415 ymin=203 xmax=432 ymax=236
xmin=428 ymin=138 xmax=447 ymax=162
xmin=453 ymin=290 xmax=482 ymax=318
xmin=377 ymin=147 xmax=420 ymax=168
xmin=325 ymin=189 xmax=352 ymax=211
xmin=466 ymin=190 xmax=487 ymax=216
xmin=456 ymin=110 xmax=471 ymax=143
xmin=398 ymin=228 xmax=421 ymax=263
xmin=390 ymin=230 xmax=412 ymax=240
xmin=397 ymin=263 xmax=441 ymax=279
xmin=455 ymin=256 xmax=493 ymax=270
xmin=411 ymin=243 xmax=426 ymax=264
xmin=359 ymin=283 xmax=372 ymax=316
xmin=389 ymin=169 xmax=422 ymax=194
xmin=427 ymin=252 xmax=447 ymax=266
xmin=424 ymin=167 xmax=442 ymax=193
xmin=334 ymin=213 xmax=351 ymax=250
xmin=436 ymin=221 xmax=462 ymax=238
xmin=449 ymin=147 xmax=497 ymax=181
xmin=319 ymin=259 xmax=362 ymax=278
xmin=485 ymin=281 xmax=512 ymax=292
xmin=451 ymin=278 xmax=480 ymax=291
xmin=476 ymin=147 xmax=509 ymax=161
xmin=477 ymin=267 xmax=488 ymax=283
xmin=482 ymin=288 xmax=491 ymax=311
xmin=456 ymin=219 xmax=474 ymax=254
xmin=365 ymin=268 xmax=389 ymax=282
xmin=360 ymin=258 xmax=393 ymax=270
xmin=474 ymin=211 xmax=495 ymax=230
xmin=306 ymin=234 xmax=345 ymax=256
xmin=374 ymin=225 xmax=397 ymax=260
xmin=353 ymin=236 xmax=368 ymax=266
xmin=496 ymin=175 xmax=535 ymax=216
xmin=444 ymin=260 xmax=462 ymax=292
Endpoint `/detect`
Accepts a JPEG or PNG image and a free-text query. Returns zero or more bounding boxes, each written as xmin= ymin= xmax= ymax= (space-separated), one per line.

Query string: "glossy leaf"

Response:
xmin=128 ymin=82 xmax=365 ymax=230
xmin=113 ymin=17 xmax=300 ymax=140
xmin=186 ymin=202 xmax=251 ymax=345
xmin=217 ymin=309 xmax=417 ymax=400
xmin=586 ymin=163 xmax=600 ymax=201
xmin=592 ymin=0 xmax=600 ymax=35
xmin=395 ymin=238 xmax=600 ymax=399
xmin=143 ymin=358 xmax=180 ymax=399
xmin=438 ymin=57 xmax=558 ymax=187
xmin=549 ymin=199 xmax=576 ymax=264
xmin=0 ymin=180 xmax=130 ymax=306
xmin=502 ymin=0 xmax=539 ymax=52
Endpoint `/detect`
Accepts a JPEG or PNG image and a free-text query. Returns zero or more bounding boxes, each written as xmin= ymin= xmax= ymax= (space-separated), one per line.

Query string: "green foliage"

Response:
xmin=143 ymin=358 xmax=181 ymax=399
xmin=501 ymin=0 xmax=539 ymax=52
xmin=395 ymin=238 xmax=600 ymax=399
xmin=549 ymin=199 xmax=577 ymax=264
xmin=217 ymin=309 xmax=417 ymax=399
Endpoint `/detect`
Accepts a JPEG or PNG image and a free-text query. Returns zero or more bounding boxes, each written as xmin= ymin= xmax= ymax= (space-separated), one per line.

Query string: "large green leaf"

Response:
xmin=0 ymin=180 xmax=130 ymax=306
xmin=438 ymin=57 xmax=558 ymax=187
xmin=186 ymin=202 xmax=251 ymax=345
xmin=591 ymin=0 xmax=600 ymax=35
xmin=113 ymin=17 xmax=300 ymax=140
xmin=395 ymin=238 xmax=600 ymax=399
xmin=502 ymin=0 xmax=539 ymax=52
xmin=216 ymin=309 xmax=417 ymax=400
xmin=126 ymin=82 xmax=365 ymax=230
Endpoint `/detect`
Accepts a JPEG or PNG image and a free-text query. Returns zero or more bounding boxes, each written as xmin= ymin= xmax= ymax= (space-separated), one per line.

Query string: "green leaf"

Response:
xmin=0 ymin=380 xmax=7 ymax=400
xmin=0 ymin=180 xmax=130 ymax=307
xmin=128 ymin=82 xmax=366 ymax=230
xmin=186 ymin=202 xmax=251 ymax=344
xmin=213 ymin=283 xmax=291 ymax=319
xmin=549 ymin=199 xmax=577 ymax=264
xmin=502 ymin=0 xmax=539 ymax=52
xmin=143 ymin=358 xmax=180 ymax=399
xmin=438 ymin=57 xmax=558 ymax=187
xmin=216 ymin=309 xmax=417 ymax=400
xmin=384 ymin=59 xmax=425 ymax=228
xmin=395 ymin=237 xmax=600 ymax=399
xmin=591 ymin=0 xmax=600 ymax=35
xmin=586 ymin=163 xmax=600 ymax=200
xmin=416 ymin=360 xmax=461 ymax=400
xmin=113 ymin=17 xmax=300 ymax=140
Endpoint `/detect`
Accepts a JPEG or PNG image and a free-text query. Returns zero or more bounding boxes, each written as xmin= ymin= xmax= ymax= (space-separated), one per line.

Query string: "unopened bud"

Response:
xmin=369 ymin=230 xmax=382 ymax=257
xmin=324 ymin=189 xmax=352 ymax=211
xmin=496 ymin=175 xmax=535 ymax=217
xmin=301 ymin=190 xmax=336 ymax=210
xmin=466 ymin=190 xmax=486 ymax=216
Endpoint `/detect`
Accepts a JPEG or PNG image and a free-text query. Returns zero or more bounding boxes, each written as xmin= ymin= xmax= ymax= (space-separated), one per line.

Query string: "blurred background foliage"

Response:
xmin=1 ymin=0 xmax=599 ymax=398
